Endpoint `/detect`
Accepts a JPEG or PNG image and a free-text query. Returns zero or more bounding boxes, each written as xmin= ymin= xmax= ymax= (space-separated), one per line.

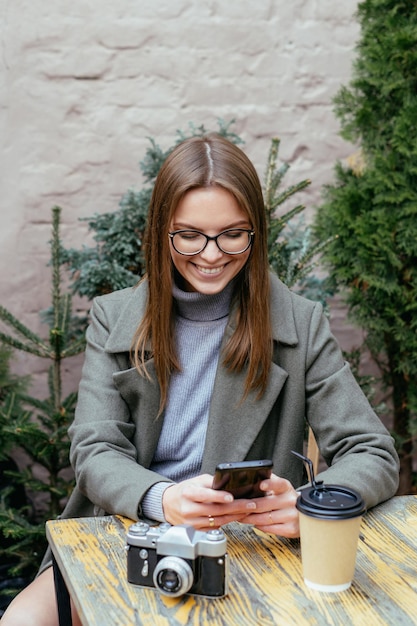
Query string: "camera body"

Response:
xmin=126 ymin=522 xmax=228 ymax=598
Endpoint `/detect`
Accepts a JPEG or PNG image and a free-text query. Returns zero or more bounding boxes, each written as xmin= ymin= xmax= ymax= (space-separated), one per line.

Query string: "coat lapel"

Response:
xmin=101 ymin=282 xmax=163 ymax=467
xmin=201 ymin=274 xmax=299 ymax=472
xmin=201 ymin=359 xmax=289 ymax=472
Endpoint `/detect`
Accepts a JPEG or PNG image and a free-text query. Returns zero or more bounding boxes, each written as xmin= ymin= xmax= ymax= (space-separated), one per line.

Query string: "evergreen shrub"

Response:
xmin=314 ymin=0 xmax=417 ymax=493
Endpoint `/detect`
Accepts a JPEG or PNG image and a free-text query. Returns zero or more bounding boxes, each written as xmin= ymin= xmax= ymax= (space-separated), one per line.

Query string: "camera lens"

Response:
xmin=153 ymin=556 xmax=193 ymax=597
xmin=158 ymin=570 xmax=180 ymax=592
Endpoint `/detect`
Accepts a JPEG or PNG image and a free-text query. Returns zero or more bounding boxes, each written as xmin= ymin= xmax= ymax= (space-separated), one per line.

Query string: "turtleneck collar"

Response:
xmin=172 ymin=279 xmax=235 ymax=322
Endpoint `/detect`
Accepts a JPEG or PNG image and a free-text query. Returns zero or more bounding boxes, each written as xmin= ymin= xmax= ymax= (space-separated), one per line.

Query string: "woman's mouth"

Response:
xmin=195 ymin=264 xmax=225 ymax=275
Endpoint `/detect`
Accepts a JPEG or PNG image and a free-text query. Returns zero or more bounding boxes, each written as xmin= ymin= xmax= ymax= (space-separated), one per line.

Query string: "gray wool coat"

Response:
xmin=40 ymin=273 xmax=399 ymax=572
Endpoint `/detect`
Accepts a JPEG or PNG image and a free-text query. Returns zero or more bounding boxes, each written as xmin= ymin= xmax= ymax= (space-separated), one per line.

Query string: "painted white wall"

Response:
xmin=0 ymin=0 xmax=362 ymax=395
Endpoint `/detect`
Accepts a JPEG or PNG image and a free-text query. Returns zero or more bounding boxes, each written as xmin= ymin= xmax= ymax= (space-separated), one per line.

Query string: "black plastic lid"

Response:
xmin=296 ymin=484 xmax=366 ymax=520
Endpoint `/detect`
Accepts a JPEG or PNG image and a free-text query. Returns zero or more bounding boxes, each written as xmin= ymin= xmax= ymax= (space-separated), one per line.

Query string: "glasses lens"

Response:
xmin=172 ymin=231 xmax=207 ymax=255
xmin=217 ymin=230 xmax=251 ymax=254
xmin=171 ymin=229 xmax=252 ymax=255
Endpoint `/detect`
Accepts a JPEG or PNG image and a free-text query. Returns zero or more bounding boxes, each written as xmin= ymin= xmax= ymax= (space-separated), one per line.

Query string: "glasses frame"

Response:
xmin=168 ymin=228 xmax=255 ymax=256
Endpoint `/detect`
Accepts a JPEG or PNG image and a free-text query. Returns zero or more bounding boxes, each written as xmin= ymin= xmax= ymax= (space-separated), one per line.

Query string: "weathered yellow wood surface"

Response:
xmin=46 ymin=496 xmax=417 ymax=626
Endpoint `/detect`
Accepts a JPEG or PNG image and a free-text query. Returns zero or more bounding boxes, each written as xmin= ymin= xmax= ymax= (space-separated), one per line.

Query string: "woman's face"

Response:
xmin=169 ymin=186 xmax=252 ymax=294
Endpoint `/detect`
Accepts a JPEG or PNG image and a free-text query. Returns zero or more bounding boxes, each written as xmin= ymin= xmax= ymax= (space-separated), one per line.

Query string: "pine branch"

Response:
xmin=264 ymin=137 xmax=282 ymax=213
xmin=0 ymin=333 xmax=50 ymax=358
xmin=0 ymin=307 xmax=50 ymax=354
xmin=271 ymin=179 xmax=311 ymax=210
xmin=61 ymin=337 xmax=86 ymax=358
xmin=269 ymin=203 xmax=309 ymax=233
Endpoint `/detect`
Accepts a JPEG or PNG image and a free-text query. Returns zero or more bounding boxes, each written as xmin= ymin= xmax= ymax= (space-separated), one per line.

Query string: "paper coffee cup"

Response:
xmin=296 ymin=484 xmax=365 ymax=592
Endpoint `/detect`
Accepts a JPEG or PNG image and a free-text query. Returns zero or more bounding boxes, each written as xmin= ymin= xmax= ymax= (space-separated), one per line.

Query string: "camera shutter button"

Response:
xmin=207 ymin=529 xmax=224 ymax=541
xmin=129 ymin=522 xmax=150 ymax=535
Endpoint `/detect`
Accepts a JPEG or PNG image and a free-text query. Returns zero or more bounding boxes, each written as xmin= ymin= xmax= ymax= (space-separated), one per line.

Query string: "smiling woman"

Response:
xmin=168 ymin=187 xmax=253 ymax=294
xmin=134 ymin=134 xmax=273 ymax=412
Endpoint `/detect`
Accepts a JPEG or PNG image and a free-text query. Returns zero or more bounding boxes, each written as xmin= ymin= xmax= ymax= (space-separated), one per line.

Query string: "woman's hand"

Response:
xmin=162 ymin=474 xmax=257 ymax=529
xmin=240 ymin=474 xmax=300 ymax=538
xmin=161 ymin=473 xmax=299 ymax=537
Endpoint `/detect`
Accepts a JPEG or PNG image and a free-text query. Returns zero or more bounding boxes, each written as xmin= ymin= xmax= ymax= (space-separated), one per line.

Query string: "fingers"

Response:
xmin=162 ymin=475 xmax=257 ymax=528
xmin=241 ymin=501 xmax=300 ymax=538
xmin=180 ymin=474 xmax=235 ymax=504
xmin=200 ymin=510 xmax=248 ymax=531
xmin=241 ymin=474 xmax=300 ymax=538
xmin=258 ymin=474 xmax=295 ymax=497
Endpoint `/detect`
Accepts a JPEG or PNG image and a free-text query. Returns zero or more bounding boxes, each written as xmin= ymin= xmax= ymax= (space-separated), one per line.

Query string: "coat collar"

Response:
xmin=104 ymin=281 xmax=148 ymax=353
xmin=104 ymin=272 xmax=298 ymax=354
xmin=269 ymin=272 xmax=298 ymax=346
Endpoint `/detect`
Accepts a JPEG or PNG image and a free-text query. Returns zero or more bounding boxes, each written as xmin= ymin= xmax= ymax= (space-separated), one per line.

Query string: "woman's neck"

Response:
xmin=172 ymin=279 xmax=234 ymax=322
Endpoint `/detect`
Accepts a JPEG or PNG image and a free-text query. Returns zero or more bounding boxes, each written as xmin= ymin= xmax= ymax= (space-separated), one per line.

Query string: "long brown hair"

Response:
xmin=132 ymin=134 xmax=272 ymax=413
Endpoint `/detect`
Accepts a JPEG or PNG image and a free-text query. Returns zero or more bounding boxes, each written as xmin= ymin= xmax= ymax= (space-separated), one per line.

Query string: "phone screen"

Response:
xmin=212 ymin=460 xmax=273 ymax=499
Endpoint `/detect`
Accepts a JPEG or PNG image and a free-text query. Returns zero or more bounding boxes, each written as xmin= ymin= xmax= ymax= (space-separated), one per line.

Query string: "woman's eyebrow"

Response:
xmin=171 ymin=219 xmax=251 ymax=230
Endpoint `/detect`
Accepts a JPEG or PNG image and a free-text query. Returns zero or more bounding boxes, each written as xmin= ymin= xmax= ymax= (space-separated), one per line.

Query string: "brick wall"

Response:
xmin=0 ymin=0 xmax=362 ymax=394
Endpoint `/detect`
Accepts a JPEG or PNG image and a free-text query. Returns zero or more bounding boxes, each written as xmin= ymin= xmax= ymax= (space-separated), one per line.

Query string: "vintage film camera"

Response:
xmin=126 ymin=522 xmax=228 ymax=598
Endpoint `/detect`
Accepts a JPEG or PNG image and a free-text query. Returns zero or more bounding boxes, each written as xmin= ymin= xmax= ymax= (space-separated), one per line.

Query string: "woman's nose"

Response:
xmin=199 ymin=239 xmax=224 ymax=262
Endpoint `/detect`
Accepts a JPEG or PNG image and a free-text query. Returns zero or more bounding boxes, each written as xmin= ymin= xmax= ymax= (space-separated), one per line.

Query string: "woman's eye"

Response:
xmin=180 ymin=232 xmax=200 ymax=240
xmin=224 ymin=230 xmax=243 ymax=239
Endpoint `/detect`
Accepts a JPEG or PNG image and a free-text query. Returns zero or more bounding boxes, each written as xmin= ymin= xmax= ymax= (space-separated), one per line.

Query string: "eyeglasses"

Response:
xmin=168 ymin=228 xmax=255 ymax=256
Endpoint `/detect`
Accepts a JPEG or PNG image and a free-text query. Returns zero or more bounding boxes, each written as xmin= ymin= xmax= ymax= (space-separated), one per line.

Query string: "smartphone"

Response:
xmin=212 ymin=460 xmax=273 ymax=499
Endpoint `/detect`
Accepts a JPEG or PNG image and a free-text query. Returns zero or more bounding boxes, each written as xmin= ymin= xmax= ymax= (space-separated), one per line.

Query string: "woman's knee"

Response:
xmin=1 ymin=568 xmax=58 ymax=626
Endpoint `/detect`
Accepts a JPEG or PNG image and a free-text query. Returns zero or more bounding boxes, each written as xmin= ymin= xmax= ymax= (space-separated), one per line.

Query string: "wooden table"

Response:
xmin=46 ymin=495 xmax=417 ymax=626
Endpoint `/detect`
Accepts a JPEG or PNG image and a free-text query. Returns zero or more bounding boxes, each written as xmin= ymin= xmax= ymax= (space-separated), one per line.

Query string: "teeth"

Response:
xmin=197 ymin=265 xmax=224 ymax=275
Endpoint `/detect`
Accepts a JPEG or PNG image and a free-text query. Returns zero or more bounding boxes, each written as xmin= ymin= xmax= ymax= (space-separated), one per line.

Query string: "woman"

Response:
xmin=2 ymin=134 xmax=399 ymax=625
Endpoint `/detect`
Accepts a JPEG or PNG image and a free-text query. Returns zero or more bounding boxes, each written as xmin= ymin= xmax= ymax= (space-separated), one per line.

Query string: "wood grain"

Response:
xmin=46 ymin=496 xmax=417 ymax=626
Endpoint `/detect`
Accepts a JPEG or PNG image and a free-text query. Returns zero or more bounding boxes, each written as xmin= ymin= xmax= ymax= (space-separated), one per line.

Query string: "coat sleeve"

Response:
xmin=68 ymin=296 xmax=172 ymax=521
xmin=304 ymin=302 xmax=399 ymax=509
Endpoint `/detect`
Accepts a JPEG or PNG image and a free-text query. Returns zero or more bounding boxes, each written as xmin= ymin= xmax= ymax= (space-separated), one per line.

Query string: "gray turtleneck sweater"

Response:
xmin=141 ymin=280 xmax=233 ymax=521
